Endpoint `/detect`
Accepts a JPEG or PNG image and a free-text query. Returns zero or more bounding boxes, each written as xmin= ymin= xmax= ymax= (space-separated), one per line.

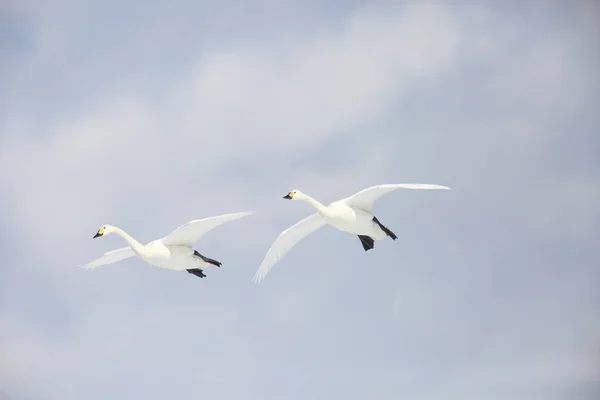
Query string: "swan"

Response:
xmin=80 ymin=212 xmax=252 ymax=278
xmin=253 ymin=184 xmax=450 ymax=283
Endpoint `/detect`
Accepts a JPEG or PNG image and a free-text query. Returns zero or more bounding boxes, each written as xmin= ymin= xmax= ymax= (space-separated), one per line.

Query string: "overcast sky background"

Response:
xmin=1 ymin=0 xmax=599 ymax=399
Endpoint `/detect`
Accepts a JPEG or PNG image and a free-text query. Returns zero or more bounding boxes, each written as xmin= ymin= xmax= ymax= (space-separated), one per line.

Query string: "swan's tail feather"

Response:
xmin=358 ymin=235 xmax=375 ymax=251
xmin=372 ymin=217 xmax=397 ymax=240
xmin=193 ymin=250 xmax=222 ymax=267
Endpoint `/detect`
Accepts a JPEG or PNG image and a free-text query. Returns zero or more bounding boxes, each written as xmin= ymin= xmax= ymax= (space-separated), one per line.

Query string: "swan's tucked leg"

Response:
xmin=193 ymin=250 xmax=222 ymax=267
xmin=187 ymin=268 xmax=206 ymax=278
xmin=372 ymin=216 xmax=397 ymax=240
xmin=358 ymin=235 xmax=375 ymax=251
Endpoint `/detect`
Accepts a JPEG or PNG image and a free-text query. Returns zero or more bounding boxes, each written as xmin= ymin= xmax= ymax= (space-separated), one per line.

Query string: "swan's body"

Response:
xmin=81 ymin=212 xmax=252 ymax=279
xmin=253 ymin=184 xmax=450 ymax=283
xmin=309 ymin=201 xmax=388 ymax=238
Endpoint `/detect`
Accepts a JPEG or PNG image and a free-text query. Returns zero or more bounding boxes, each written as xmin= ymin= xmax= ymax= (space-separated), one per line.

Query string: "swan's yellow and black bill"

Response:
xmin=283 ymin=191 xmax=294 ymax=199
xmin=93 ymin=227 xmax=104 ymax=238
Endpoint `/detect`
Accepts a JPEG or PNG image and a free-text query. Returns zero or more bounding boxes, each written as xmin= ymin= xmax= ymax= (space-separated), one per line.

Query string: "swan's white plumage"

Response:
xmin=253 ymin=213 xmax=325 ymax=283
xmin=342 ymin=183 xmax=451 ymax=211
xmin=253 ymin=183 xmax=450 ymax=282
xmin=81 ymin=246 xmax=135 ymax=269
xmin=80 ymin=211 xmax=253 ymax=273
xmin=161 ymin=212 xmax=253 ymax=246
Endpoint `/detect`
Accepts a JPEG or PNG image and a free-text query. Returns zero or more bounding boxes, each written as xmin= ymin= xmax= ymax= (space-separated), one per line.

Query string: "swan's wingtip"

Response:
xmin=235 ymin=210 xmax=255 ymax=218
xmin=431 ymin=184 xmax=451 ymax=190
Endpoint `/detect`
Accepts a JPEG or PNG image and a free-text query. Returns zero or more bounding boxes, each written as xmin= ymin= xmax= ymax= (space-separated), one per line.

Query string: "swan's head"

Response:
xmin=93 ymin=224 xmax=116 ymax=239
xmin=283 ymin=189 xmax=304 ymax=200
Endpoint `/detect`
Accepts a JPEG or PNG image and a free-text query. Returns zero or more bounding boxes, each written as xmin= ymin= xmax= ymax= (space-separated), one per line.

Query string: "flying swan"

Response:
xmin=253 ymin=184 xmax=450 ymax=283
xmin=80 ymin=212 xmax=253 ymax=278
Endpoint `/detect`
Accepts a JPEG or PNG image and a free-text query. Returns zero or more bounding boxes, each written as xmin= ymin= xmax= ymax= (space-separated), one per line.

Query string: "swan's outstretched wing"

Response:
xmin=161 ymin=211 xmax=253 ymax=246
xmin=253 ymin=213 xmax=326 ymax=283
xmin=79 ymin=246 xmax=136 ymax=269
xmin=342 ymin=183 xmax=451 ymax=212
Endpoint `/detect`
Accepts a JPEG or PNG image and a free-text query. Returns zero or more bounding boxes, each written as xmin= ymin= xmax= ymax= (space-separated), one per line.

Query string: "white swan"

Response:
xmin=253 ymin=184 xmax=450 ymax=283
xmin=80 ymin=212 xmax=252 ymax=279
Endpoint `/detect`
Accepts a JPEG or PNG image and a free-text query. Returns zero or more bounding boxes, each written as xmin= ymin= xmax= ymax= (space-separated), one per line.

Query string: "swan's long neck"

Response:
xmin=301 ymin=195 xmax=329 ymax=216
xmin=113 ymin=228 xmax=145 ymax=255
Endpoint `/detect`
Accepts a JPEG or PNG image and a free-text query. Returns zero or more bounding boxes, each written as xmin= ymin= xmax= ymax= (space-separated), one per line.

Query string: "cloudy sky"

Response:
xmin=1 ymin=0 xmax=599 ymax=399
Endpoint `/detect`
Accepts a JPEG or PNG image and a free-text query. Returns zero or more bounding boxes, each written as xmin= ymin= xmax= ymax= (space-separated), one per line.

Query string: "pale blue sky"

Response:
xmin=1 ymin=1 xmax=599 ymax=399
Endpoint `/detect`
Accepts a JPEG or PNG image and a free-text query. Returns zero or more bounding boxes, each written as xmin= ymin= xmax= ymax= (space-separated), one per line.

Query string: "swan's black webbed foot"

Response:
xmin=193 ymin=250 xmax=222 ymax=267
xmin=372 ymin=216 xmax=398 ymax=240
xmin=358 ymin=235 xmax=375 ymax=251
xmin=187 ymin=268 xmax=206 ymax=278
